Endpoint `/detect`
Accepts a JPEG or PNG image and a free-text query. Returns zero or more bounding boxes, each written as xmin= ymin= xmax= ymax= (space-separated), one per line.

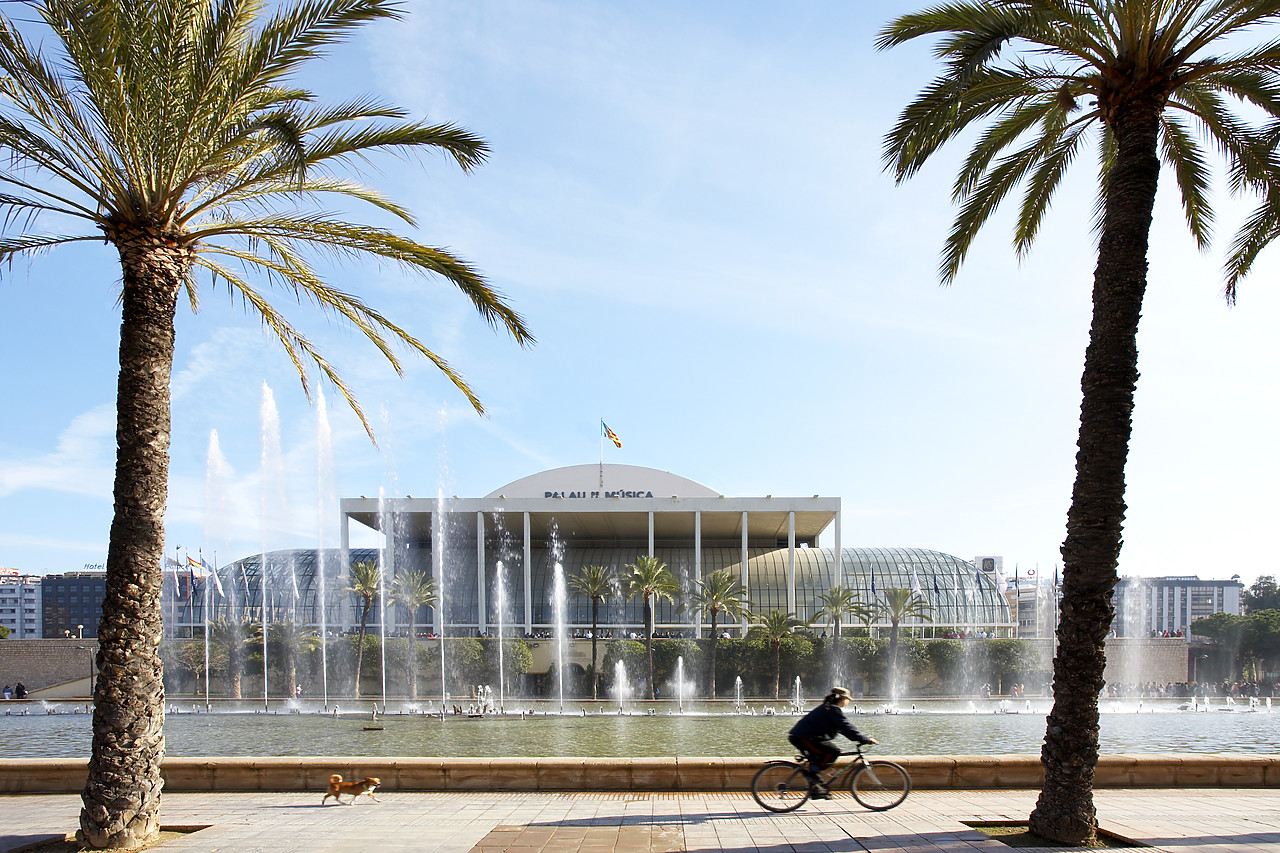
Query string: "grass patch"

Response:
xmin=19 ymin=826 xmax=206 ymax=853
xmin=966 ymin=822 xmax=1145 ymax=849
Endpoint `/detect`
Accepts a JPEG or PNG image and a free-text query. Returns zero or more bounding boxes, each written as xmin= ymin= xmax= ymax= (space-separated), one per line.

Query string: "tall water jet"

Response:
xmin=315 ymin=390 xmax=336 ymax=709
xmin=496 ymin=560 xmax=507 ymax=712
xmin=675 ymin=656 xmax=686 ymax=713
xmin=735 ymin=676 xmax=744 ymax=713
xmin=378 ymin=488 xmax=390 ymax=712
xmin=792 ymin=676 xmax=803 ymax=713
xmin=552 ymin=562 xmax=568 ymax=714
xmin=259 ymin=383 xmax=287 ymax=711
xmin=203 ymin=429 xmax=233 ymax=707
xmin=436 ymin=488 xmax=448 ymax=717
xmin=612 ymin=660 xmax=631 ymax=714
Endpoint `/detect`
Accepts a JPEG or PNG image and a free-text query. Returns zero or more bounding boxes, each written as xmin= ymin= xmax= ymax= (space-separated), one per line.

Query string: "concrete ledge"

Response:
xmin=3 ymin=754 xmax=1277 ymax=794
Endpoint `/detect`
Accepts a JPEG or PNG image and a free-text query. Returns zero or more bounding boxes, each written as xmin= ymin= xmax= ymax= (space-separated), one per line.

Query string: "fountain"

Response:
xmin=495 ymin=560 xmax=507 ymax=712
xmin=734 ymin=676 xmax=744 ymax=714
xmin=315 ymin=391 xmax=335 ymax=709
xmin=791 ymin=676 xmax=803 ymax=713
xmin=552 ymin=562 xmax=568 ymax=714
xmin=612 ymin=660 xmax=632 ymax=714
xmin=259 ymin=382 xmax=286 ymax=712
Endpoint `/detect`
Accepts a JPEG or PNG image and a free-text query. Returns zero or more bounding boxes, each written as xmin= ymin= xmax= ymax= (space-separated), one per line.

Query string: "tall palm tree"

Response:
xmin=623 ymin=556 xmax=681 ymax=700
xmin=390 ymin=569 xmax=437 ymax=700
xmin=876 ymin=588 xmax=933 ymax=699
xmin=567 ymin=564 xmax=613 ymax=700
xmin=751 ymin=610 xmax=802 ymax=701
xmin=689 ymin=569 xmax=751 ymax=699
xmin=815 ymin=585 xmax=871 ymax=682
xmin=347 ymin=561 xmax=381 ymax=699
xmin=879 ymin=2 xmax=1280 ymax=842
xmin=0 ymin=0 xmax=531 ymax=846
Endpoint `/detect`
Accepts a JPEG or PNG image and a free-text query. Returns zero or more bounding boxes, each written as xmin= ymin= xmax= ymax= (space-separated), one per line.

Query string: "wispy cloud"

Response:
xmin=0 ymin=404 xmax=114 ymax=499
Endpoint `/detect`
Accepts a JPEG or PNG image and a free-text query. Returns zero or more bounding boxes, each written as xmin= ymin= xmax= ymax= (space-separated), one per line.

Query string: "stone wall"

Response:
xmin=1 ymin=754 xmax=1275 ymax=794
xmin=0 ymin=639 xmax=97 ymax=694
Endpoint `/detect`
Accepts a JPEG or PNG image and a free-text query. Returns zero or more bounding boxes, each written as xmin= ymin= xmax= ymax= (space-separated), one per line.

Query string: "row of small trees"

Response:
xmin=162 ymin=631 xmax=534 ymax=700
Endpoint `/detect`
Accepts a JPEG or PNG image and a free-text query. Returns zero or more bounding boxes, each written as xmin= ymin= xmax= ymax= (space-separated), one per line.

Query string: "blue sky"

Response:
xmin=1 ymin=1 xmax=1277 ymax=590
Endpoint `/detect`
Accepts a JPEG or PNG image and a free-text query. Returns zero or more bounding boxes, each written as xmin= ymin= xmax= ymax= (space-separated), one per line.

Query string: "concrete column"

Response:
xmin=523 ymin=512 xmax=533 ymax=634
xmin=476 ymin=512 xmax=486 ymax=634
xmin=741 ymin=512 xmax=749 ymax=635
xmin=694 ymin=511 xmax=702 ymax=637
xmin=833 ymin=509 xmax=842 ymax=587
xmin=339 ymin=510 xmax=351 ymax=632
xmin=648 ymin=511 xmax=655 ymax=557
xmin=787 ymin=511 xmax=796 ymax=615
xmin=432 ymin=509 xmax=443 ymax=636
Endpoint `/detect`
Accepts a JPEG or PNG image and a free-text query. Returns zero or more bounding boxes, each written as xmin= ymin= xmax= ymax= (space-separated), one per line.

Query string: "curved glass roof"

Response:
xmin=211 ymin=546 xmax=1009 ymax=632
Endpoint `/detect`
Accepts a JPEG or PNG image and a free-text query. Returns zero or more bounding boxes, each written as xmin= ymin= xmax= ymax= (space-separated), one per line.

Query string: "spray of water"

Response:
xmin=553 ymin=562 xmax=568 ymax=714
xmin=496 ymin=560 xmax=506 ymax=712
xmin=315 ymin=390 xmax=335 ymax=709
xmin=259 ymin=382 xmax=286 ymax=711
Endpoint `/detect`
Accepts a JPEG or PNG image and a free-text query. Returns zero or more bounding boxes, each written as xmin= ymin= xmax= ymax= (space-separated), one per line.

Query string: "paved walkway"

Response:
xmin=4 ymin=789 xmax=1280 ymax=853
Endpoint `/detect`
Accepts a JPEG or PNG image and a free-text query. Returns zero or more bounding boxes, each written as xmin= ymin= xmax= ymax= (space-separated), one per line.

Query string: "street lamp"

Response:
xmin=77 ymin=624 xmax=84 ymax=639
xmin=1193 ymin=653 xmax=1209 ymax=683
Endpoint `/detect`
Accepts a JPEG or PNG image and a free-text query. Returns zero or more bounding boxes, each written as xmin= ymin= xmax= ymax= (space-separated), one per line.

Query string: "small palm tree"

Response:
xmin=623 ymin=556 xmax=681 ymax=700
xmin=0 ymin=0 xmax=533 ymax=844
xmin=689 ymin=569 xmax=750 ymax=699
xmin=567 ymin=564 xmax=613 ymax=700
xmin=267 ymin=619 xmax=314 ymax=701
xmin=751 ymin=610 xmax=803 ymax=701
xmin=207 ymin=617 xmax=255 ymax=699
xmin=347 ymin=561 xmax=381 ymax=699
xmin=879 ymin=4 xmax=1280 ymax=842
xmin=815 ymin=585 xmax=871 ymax=682
xmin=877 ymin=588 xmax=933 ymax=698
xmin=390 ymin=569 xmax=437 ymax=700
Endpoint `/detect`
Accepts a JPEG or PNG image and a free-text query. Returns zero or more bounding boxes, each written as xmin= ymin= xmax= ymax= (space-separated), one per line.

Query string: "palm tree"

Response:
xmin=751 ymin=610 xmax=803 ymax=701
xmin=390 ymin=569 xmax=437 ymax=700
xmin=267 ymin=619 xmax=313 ymax=701
xmin=815 ymin=585 xmax=871 ymax=682
xmin=623 ymin=556 xmax=681 ymax=700
xmin=689 ymin=569 xmax=750 ymax=699
xmin=347 ymin=561 xmax=381 ymax=699
xmin=876 ymin=588 xmax=933 ymax=699
xmin=567 ymin=564 xmax=613 ymax=700
xmin=879 ymin=3 xmax=1280 ymax=843
xmin=0 ymin=0 xmax=532 ymax=845
xmin=207 ymin=617 xmax=254 ymax=699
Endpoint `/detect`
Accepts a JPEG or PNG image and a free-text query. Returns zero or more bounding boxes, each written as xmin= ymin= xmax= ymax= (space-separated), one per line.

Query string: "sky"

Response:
xmin=0 ymin=1 xmax=1277 ymax=591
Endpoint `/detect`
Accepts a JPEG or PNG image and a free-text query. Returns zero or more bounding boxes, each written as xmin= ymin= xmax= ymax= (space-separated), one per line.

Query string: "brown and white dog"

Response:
xmin=322 ymin=774 xmax=381 ymax=805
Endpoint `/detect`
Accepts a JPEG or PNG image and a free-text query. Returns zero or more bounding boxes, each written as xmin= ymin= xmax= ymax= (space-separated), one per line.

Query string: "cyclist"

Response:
xmin=788 ymin=686 xmax=876 ymax=798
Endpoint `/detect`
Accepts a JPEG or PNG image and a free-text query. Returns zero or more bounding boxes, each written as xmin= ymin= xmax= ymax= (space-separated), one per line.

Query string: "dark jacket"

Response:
xmin=789 ymin=702 xmax=871 ymax=744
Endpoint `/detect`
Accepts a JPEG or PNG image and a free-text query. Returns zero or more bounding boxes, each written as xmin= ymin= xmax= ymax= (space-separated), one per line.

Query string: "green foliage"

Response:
xmin=601 ymin=639 xmax=648 ymax=674
xmin=653 ymin=638 xmax=700 ymax=684
xmin=475 ymin=638 xmax=533 ymax=684
xmin=926 ymin=639 xmax=966 ymax=690
xmin=0 ymin=624 xmax=9 ymax=639
xmin=1193 ymin=610 xmax=1280 ymax=681
xmin=976 ymin=639 xmax=1043 ymax=694
xmin=1243 ymin=577 xmax=1280 ymax=613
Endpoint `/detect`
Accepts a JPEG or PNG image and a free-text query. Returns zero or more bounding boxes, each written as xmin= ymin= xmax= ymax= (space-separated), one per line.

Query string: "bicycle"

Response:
xmin=751 ymin=743 xmax=910 ymax=812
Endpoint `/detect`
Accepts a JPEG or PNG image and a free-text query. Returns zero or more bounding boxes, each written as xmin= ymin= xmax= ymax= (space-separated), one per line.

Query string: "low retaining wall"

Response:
xmin=2 ymin=755 xmax=1277 ymax=794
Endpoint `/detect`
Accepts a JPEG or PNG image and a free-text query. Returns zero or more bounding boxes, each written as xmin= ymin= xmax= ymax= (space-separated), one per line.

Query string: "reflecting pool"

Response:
xmin=4 ymin=697 xmax=1276 ymax=759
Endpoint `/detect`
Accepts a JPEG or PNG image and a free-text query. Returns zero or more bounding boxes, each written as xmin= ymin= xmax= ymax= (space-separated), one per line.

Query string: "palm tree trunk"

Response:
xmin=889 ymin=622 xmax=900 ymax=696
xmin=645 ymin=597 xmax=655 ymax=700
xmin=772 ymin=641 xmax=781 ymax=700
xmin=354 ymin=602 xmax=371 ymax=698
xmin=80 ymin=236 xmax=184 ymax=849
xmin=1028 ymin=103 xmax=1161 ymax=846
xmin=229 ymin=644 xmax=243 ymax=699
xmin=408 ymin=614 xmax=418 ymax=700
xmin=708 ymin=610 xmax=719 ymax=700
xmin=590 ymin=597 xmax=599 ymax=700
xmin=833 ymin=616 xmax=842 ymax=683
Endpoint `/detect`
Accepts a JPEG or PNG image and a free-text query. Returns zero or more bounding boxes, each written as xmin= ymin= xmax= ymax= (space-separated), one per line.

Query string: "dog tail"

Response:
xmin=329 ymin=774 xmax=342 ymax=784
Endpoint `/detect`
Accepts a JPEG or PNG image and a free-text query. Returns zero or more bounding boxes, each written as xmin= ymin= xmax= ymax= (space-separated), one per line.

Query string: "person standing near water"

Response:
xmin=788 ymin=687 xmax=876 ymax=798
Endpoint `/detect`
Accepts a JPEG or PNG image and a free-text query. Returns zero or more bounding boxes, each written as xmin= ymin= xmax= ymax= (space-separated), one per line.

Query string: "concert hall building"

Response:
xmin=197 ymin=464 xmax=1012 ymax=637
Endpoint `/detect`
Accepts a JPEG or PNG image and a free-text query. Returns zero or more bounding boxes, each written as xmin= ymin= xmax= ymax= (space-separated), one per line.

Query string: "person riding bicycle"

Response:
xmin=788 ymin=686 xmax=876 ymax=798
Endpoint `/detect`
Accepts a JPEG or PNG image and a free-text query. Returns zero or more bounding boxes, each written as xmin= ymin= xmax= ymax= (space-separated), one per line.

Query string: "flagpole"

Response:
xmin=599 ymin=419 xmax=604 ymax=490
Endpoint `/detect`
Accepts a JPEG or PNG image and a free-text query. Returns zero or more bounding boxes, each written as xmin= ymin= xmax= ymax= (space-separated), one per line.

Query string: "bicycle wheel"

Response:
xmin=849 ymin=760 xmax=910 ymax=811
xmin=751 ymin=761 xmax=812 ymax=812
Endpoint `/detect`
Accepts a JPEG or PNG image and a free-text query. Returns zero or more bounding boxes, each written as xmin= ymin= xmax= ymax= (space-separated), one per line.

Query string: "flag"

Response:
xmin=911 ymin=566 xmax=922 ymax=597
xmin=870 ymin=564 xmax=876 ymax=596
xmin=203 ymin=557 xmax=225 ymax=597
xmin=932 ymin=574 xmax=941 ymax=598
xmin=602 ymin=420 xmax=622 ymax=449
